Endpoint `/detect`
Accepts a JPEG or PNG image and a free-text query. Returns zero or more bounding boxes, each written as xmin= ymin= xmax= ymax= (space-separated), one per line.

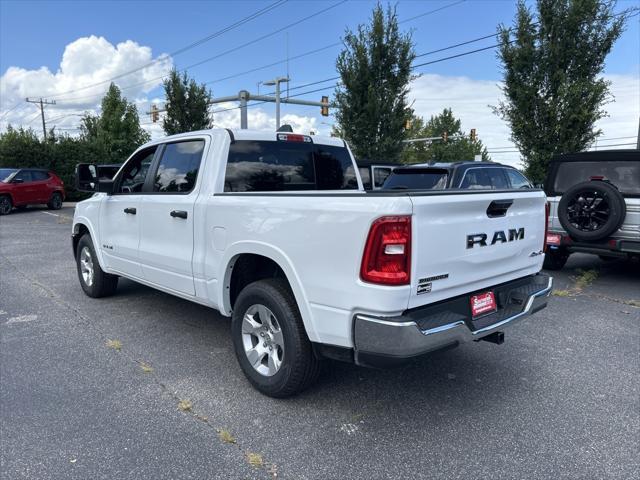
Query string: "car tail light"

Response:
xmin=360 ymin=216 xmax=411 ymax=286
xmin=543 ymin=201 xmax=550 ymax=252
xmin=277 ymin=133 xmax=311 ymax=143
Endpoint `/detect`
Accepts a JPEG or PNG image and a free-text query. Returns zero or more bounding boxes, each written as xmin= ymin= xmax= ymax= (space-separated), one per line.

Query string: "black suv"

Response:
xmin=381 ymin=161 xmax=533 ymax=190
xmin=543 ymin=149 xmax=640 ymax=270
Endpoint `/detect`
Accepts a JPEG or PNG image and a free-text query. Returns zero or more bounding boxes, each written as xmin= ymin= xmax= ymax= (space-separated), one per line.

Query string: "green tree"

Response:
xmin=494 ymin=0 xmax=627 ymax=182
xmin=0 ymin=125 xmax=48 ymax=169
xmin=80 ymin=83 xmax=150 ymax=164
xmin=162 ymin=69 xmax=213 ymax=135
xmin=334 ymin=3 xmax=415 ymax=162
xmin=401 ymin=109 xmax=490 ymax=163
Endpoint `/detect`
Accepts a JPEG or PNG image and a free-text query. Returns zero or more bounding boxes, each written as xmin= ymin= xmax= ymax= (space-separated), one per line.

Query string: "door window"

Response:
xmin=460 ymin=168 xmax=509 ymax=189
xmin=31 ymin=171 xmax=50 ymax=181
xmin=505 ymin=169 xmax=532 ymax=189
xmin=117 ymin=147 xmax=157 ymax=193
xmin=13 ymin=170 xmax=33 ymax=183
xmin=153 ymin=140 xmax=204 ymax=193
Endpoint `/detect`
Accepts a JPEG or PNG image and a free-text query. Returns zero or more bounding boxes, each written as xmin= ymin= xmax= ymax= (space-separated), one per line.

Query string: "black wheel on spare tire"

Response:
xmin=76 ymin=234 xmax=118 ymax=298
xmin=47 ymin=191 xmax=63 ymax=210
xmin=231 ymin=278 xmax=320 ymax=398
xmin=543 ymin=249 xmax=570 ymax=270
xmin=0 ymin=195 xmax=12 ymax=215
xmin=557 ymin=180 xmax=626 ymax=242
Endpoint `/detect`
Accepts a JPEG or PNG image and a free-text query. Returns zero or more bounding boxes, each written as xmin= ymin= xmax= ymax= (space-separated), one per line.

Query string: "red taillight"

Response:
xmin=543 ymin=201 xmax=550 ymax=252
xmin=277 ymin=133 xmax=311 ymax=143
xmin=360 ymin=216 xmax=411 ymax=286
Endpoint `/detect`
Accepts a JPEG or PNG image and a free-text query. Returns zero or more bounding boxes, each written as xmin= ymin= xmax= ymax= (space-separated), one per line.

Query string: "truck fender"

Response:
xmin=218 ymin=241 xmax=319 ymax=343
xmin=72 ymin=216 xmax=107 ymax=271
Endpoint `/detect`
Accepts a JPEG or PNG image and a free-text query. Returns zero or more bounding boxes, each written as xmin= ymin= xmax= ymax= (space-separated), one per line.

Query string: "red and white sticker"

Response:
xmin=470 ymin=291 xmax=497 ymax=317
xmin=546 ymin=233 xmax=562 ymax=246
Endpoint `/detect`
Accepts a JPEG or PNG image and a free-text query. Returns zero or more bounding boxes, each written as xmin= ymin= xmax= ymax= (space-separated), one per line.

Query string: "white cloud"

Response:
xmin=409 ymin=72 xmax=639 ymax=167
xmin=209 ymin=102 xmax=318 ymax=134
xmin=0 ymin=35 xmax=172 ymax=135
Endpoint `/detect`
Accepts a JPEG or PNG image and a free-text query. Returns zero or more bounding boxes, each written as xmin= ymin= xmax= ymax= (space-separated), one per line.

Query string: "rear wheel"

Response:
xmin=76 ymin=234 xmax=118 ymax=298
xmin=231 ymin=278 xmax=320 ymax=397
xmin=543 ymin=249 xmax=570 ymax=270
xmin=47 ymin=192 xmax=62 ymax=210
xmin=0 ymin=195 xmax=12 ymax=215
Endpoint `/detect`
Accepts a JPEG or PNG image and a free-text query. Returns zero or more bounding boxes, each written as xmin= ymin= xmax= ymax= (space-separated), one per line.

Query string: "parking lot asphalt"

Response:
xmin=1 ymin=205 xmax=639 ymax=480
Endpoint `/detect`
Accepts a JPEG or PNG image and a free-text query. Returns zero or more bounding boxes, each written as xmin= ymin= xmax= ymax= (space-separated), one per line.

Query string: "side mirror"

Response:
xmin=75 ymin=163 xmax=116 ymax=194
xmin=75 ymin=163 xmax=98 ymax=192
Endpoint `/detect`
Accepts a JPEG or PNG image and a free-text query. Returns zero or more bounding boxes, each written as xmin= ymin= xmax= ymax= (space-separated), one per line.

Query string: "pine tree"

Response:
xmin=334 ymin=3 xmax=415 ymax=162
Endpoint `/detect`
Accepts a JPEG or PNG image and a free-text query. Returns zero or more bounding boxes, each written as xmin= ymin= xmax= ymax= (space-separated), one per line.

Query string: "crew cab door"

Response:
xmin=138 ymin=139 xmax=206 ymax=296
xmin=99 ymin=146 xmax=158 ymax=279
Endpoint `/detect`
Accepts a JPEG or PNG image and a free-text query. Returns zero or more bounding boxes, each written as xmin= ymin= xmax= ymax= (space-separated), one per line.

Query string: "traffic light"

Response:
xmin=320 ymin=96 xmax=329 ymax=117
xmin=151 ymin=104 xmax=159 ymax=123
xmin=470 ymin=128 xmax=477 ymax=142
xmin=442 ymin=131 xmax=448 ymax=142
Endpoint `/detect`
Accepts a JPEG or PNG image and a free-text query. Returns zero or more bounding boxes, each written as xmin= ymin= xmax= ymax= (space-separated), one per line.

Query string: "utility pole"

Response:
xmin=26 ymin=98 xmax=56 ymax=141
xmin=263 ymin=77 xmax=289 ymax=129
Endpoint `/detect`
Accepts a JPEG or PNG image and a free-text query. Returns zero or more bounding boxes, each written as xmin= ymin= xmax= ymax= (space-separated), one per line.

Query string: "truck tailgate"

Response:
xmin=408 ymin=190 xmax=546 ymax=309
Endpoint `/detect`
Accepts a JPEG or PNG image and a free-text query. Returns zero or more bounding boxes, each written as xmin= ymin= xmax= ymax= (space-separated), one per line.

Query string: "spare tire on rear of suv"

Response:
xmin=558 ymin=180 xmax=626 ymax=242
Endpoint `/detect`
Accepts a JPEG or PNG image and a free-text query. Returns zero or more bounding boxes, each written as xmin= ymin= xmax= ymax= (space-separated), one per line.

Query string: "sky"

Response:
xmin=1 ymin=0 xmax=638 ymax=167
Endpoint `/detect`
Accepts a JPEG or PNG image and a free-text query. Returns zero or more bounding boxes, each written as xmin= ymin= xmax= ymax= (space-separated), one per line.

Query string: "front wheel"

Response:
xmin=231 ymin=279 xmax=320 ymax=397
xmin=76 ymin=234 xmax=118 ymax=298
xmin=47 ymin=192 xmax=63 ymax=210
xmin=543 ymin=249 xmax=570 ymax=271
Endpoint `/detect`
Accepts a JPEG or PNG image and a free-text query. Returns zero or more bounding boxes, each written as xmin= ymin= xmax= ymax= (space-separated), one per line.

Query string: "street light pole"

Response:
xmin=263 ymin=76 xmax=289 ymax=129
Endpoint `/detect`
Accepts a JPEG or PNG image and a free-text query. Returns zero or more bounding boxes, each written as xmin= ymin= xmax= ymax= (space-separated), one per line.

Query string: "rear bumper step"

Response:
xmin=353 ymin=273 xmax=552 ymax=368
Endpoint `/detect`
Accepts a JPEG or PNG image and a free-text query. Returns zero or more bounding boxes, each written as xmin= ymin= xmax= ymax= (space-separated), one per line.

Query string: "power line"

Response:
xmin=54 ymin=0 xmax=348 ymax=103
xmin=55 ymin=0 xmax=467 ymax=105
xmin=45 ymin=0 xmax=288 ymax=101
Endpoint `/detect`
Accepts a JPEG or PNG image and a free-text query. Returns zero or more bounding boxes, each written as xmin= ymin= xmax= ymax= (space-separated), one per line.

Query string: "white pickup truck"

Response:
xmin=72 ymin=128 xmax=552 ymax=397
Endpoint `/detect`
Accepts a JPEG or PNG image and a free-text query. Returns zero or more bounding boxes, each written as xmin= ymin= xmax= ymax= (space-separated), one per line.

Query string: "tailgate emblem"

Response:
xmin=467 ymin=228 xmax=525 ymax=249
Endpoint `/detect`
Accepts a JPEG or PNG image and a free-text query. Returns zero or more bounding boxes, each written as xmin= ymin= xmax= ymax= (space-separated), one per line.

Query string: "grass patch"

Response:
xmin=139 ymin=362 xmax=153 ymax=373
xmin=552 ymin=289 xmax=572 ymax=297
xmin=217 ymin=429 xmax=236 ymax=444
xmin=105 ymin=339 xmax=122 ymax=351
xmin=177 ymin=399 xmax=192 ymax=412
xmin=574 ymin=269 xmax=599 ymax=290
xmin=246 ymin=452 xmax=263 ymax=468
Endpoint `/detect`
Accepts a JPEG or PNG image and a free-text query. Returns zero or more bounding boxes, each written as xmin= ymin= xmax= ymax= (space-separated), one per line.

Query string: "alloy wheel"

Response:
xmin=241 ymin=304 xmax=284 ymax=377
xmin=79 ymin=246 xmax=94 ymax=287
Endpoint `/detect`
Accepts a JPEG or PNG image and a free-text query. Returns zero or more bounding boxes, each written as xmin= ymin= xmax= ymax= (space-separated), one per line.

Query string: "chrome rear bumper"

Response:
xmin=354 ymin=273 xmax=552 ymax=367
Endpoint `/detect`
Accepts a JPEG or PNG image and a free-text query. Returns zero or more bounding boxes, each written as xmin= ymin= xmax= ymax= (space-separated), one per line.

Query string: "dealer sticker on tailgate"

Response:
xmin=470 ymin=291 xmax=497 ymax=317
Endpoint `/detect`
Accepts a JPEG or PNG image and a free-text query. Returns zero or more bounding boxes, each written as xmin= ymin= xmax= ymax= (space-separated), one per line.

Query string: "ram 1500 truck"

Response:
xmin=72 ymin=128 xmax=552 ymax=397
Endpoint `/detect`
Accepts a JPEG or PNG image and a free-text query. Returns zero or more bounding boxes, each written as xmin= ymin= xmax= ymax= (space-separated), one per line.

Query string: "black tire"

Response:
xmin=76 ymin=234 xmax=118 ymax=298
xmin=558 ymin=181 xmax=626 ymax=242
xmin=0 ymin=195 xmax=12 ymax=215
xmin=47 ymin=191 xmax=63 ymax=210
xmin=231 ymin=278 xmax=320 ymax=397
xmin=543 ymin=249 xmax=570 ymax=270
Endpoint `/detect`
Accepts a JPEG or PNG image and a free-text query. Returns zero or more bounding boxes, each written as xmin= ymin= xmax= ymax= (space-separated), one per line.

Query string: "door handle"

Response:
xmin=170 ymin=210 xmax=188 ymax=219
xmin=123 ymin=207 xmax=137 ymax=215
xmin=486 ymin=200 xmax=513 ymax=218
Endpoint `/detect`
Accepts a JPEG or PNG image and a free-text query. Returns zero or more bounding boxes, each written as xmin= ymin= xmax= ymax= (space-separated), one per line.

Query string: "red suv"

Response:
xmin=0 ymin=168 xmax=65 ymax=215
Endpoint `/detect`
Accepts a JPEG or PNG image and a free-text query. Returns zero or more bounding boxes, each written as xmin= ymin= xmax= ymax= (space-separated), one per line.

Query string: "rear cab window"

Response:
xmin=504 ymin=169 xmax=532 ymax=189
xmin=224 ymin=139 xmax=358 ymax=192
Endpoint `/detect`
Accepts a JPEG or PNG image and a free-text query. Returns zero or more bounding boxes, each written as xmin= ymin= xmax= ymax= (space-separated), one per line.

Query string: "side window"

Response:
xmin=505 ymin=169 xmax=531 ymax=189
xmin=32 ymin=171 xmax=49 ymax=181
xmin=153 ymin=140 xmax=204 ymax=193
xmin=118 ymin=147 xmax=157 ymax=194
xmin=460 ymin=169 xmax=491 ymax=189
xmin=13 ymin=170 xmax=33 ymax=183
xmin=373 ymin=167 xmax=392 ymax=189
xmin=359 ymin=167 xmax=372 ymax=190
xmin=486 ymin=168 xmax=509 ymax=189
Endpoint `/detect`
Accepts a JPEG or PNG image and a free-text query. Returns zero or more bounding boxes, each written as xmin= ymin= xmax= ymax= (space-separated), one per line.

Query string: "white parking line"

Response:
xmin=42 ymin=212 xmax=59 ymax=217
